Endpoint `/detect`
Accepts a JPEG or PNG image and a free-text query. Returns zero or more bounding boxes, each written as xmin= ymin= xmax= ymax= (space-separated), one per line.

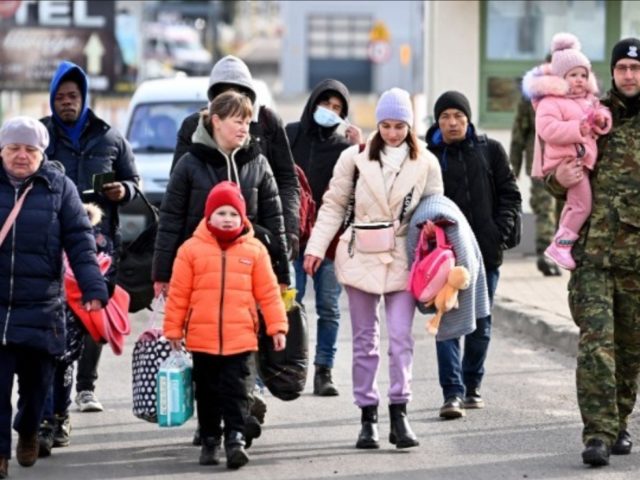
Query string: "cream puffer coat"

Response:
xmin=305 ymin=141 xmax=444 ymax=294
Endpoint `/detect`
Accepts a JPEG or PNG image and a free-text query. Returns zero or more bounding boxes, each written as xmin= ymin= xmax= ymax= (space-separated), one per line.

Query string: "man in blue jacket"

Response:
xmin=38 ymin=61 xmax=138 ymax=451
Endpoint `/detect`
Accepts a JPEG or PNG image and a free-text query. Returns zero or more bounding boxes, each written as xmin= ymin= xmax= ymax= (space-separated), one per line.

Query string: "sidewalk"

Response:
xmin=493 ymin=253 xmax=578 ymax=356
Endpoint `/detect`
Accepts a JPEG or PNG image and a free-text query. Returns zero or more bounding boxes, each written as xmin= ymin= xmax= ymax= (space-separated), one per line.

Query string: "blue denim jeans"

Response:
xmin=42 ymin=363 xmax=73 ymax=423
xmin=436 ymin=267 xmax=500 ymax=400
xmin=294 ymin=254 xmax=341 ymax=368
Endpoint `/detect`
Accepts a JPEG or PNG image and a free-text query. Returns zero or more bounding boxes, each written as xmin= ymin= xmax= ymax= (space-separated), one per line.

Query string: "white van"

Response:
xmin=143 ymin=24 xmax=212 ymax=78
xmin=120 ymin=75 xmax=275 ymax=242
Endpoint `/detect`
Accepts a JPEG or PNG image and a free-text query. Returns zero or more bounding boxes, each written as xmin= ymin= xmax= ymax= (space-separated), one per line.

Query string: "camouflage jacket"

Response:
xmin=509 ymin=96 xmax=536 ymax=177
xmin=572 ymin=88 xmax=640 ymax=271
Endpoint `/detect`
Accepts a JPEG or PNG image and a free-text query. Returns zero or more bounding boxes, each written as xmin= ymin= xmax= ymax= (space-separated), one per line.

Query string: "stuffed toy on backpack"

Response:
xmin=425 ymin=266 xmax=471 ymax=335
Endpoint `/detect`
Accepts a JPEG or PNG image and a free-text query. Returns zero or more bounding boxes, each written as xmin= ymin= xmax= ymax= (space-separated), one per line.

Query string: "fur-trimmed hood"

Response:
xmin=522 ymin=62 xmax=599 ymax=103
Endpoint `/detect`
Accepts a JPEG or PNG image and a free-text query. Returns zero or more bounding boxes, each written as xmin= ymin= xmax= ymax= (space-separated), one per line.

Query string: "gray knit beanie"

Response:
xmin=0 ymin=116 xmax=49 ymax=153
xmin=207 ymin=55 xmax=257 ymax=103
xmin=375 ymin=88 xmax=413 ymax=125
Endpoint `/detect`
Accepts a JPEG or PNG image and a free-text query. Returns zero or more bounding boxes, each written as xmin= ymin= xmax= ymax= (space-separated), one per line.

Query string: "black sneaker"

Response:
xmin=582 ymin=438 xmax=610 ymax=467
xmin=439 ymin=396 xmax=465 ymax=419
xmin=463 ymin=388 xmax=485 ymax=409
xmin=38 ymin=422 xmax=54 ymax=458
xmin=53 ymin=414 xmax=71 ymax=447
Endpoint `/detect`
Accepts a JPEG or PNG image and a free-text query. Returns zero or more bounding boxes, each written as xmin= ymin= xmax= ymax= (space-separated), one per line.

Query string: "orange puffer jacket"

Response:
xmin=164 ymin=219 xmax=288 ymax=355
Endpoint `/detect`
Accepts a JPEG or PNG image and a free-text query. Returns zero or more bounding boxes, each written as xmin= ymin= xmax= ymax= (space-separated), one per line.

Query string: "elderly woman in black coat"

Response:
xmin=0 ymin=117 xmax=107 ymax=478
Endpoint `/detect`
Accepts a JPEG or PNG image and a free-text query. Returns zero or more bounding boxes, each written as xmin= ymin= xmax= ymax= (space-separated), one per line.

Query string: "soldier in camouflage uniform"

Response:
xmin=547 ymin=37 xmax=640 ymax=467
xmin=509 ymin=95 xmax=561 ymax=276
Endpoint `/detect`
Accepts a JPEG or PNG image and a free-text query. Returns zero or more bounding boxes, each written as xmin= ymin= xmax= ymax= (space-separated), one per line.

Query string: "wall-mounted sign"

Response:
xmin=0 ymin=0 xmax=121 ymax=92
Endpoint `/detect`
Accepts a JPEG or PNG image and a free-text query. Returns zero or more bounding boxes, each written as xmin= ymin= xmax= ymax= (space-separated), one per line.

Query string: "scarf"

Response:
xmin=379 ymin=142 xmax=408 ymax=194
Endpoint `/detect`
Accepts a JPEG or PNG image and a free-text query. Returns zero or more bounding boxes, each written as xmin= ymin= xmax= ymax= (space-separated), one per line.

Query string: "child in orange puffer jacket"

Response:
xmin=163 ymin=181 xmax=288 ymax=470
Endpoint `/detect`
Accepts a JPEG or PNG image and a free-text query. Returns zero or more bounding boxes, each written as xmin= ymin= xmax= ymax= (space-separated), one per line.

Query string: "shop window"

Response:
xmin=480 ymin=1 xmax=619 ymax=128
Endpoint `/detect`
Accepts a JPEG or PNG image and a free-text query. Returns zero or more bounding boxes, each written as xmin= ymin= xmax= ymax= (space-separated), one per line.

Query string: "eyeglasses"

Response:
xmin=613 ymin=64 xmax=640 ymax=74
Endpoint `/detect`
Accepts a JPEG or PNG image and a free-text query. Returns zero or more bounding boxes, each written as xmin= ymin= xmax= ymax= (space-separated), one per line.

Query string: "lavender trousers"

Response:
xmin=344 ymin=286 xmax=416 ymax=407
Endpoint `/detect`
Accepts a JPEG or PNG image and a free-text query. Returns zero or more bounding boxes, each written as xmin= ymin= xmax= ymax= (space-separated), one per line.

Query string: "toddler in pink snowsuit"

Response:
xmin=523 ymin=33 xmax=612 ymax=270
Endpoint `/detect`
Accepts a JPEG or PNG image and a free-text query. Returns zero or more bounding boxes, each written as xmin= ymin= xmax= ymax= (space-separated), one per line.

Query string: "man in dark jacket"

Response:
xmin=426 ymin=91 xmax=522 ymax=419
xmin=0 ymin=116 xmax=108 ymax=477
xmin=39 ymin=62 xmax=139 ymax=426
xmin=285 ymin=79 xmax=361 ymax=397
xmin=171 ymin=55 xmax=300 ymax=259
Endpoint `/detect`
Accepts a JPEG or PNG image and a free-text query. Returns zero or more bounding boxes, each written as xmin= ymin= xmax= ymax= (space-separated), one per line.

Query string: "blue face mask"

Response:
xmin=313 ymin=105 xmax=343 ymax=127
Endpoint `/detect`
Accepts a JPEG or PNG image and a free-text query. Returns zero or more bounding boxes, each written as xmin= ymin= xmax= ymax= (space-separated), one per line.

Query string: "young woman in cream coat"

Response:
xmin=304 ymin=88 xmax=443 ymax=450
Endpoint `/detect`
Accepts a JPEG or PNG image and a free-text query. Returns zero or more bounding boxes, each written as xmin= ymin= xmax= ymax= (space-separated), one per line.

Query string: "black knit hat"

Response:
xmin=434 ymin=91 xmax=472 ymax=121
xmin=611 ymin=38 xmax=640 ymax=73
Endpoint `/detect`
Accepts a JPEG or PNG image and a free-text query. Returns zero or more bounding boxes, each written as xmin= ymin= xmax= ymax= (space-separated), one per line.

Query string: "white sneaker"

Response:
xmin=75 ymin=391 xmax=103 ymax=412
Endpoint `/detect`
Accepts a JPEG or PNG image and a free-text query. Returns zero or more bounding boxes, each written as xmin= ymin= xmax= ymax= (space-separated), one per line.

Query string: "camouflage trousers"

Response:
xmin=568 ymin=265 xmax=640 ymax=446
xmin=530 ymin=178 xmax=561 ymax=254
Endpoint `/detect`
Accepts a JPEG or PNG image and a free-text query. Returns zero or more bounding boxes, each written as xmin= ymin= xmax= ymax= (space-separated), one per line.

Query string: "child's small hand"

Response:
xmin=579 ymin=119 xmax=591 ymax=137
xmin=423 ymin=220 xmax=436 ymax=239
xmin=84 ymin=299 xmax=103 ymax=311
xmin=169 ymin=339 xmax=183 ymax=351
xmin=593 ymin=111 xmax=608 ymax=129
xmin=272 ymin=332 xmax=286 ymax=351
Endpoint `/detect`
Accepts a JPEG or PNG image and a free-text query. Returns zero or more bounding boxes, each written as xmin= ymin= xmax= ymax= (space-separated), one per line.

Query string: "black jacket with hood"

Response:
xmin=285 ymin=79 xmax=352 ymax=208
xmin=153 ymin=115 xmax=289 ymax=285
xmin=40 ymin=61 xmax=139 ymax=250
xmin=170 ymin=56 xmax=299 ymax=242
xmin=426 ymin=123 xmax=522 ymax=269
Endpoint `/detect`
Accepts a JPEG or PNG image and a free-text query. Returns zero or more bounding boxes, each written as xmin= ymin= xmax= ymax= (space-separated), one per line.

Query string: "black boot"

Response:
xmin=199 ymin=436 xmax=221 ymax=465
xmin=225 ymin=431 xmax=249 ymax=470
xmin=355 ymin=405 xmax=380 ymax=449
xmin=389 ymin=404 xmax=419 ymax=449
xmin=192 ymin=426 xmax=201 ymax=446
xmin=611 ymin=430 xmax=632 ymax=455
xmin=314 ymin=365 xmax=339 ymax=396
xmin=582 ymin=438 xmax=610 ymax=467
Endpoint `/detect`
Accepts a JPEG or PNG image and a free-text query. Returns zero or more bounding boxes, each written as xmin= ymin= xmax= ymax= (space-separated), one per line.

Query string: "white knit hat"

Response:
xmin=550 ymin=33 xmax=591 ymax=78
xmin=0 ymin=116 xmax=49 ymax=153
xmin=375 ymin=88 xmax=413 ymax=125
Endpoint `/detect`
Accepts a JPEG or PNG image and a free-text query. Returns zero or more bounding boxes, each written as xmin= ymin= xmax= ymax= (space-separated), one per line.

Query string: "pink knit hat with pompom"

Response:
xmin=550 ymin=33 xmax=591 ymax=78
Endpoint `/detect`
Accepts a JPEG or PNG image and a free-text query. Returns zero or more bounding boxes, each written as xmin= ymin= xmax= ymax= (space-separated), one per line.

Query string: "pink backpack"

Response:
xmin=408 ymin=224 xmax=455 ymax=303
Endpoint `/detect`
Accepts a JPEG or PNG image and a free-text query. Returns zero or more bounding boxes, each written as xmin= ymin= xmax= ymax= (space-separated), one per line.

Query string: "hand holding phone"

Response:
xmin=92 ymin=172 xmax=116 ymax=193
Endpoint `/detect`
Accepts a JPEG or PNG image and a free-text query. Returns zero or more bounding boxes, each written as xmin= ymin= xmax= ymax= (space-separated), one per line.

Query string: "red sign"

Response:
xmin=0 ymin=1 xmax=21 ymax=19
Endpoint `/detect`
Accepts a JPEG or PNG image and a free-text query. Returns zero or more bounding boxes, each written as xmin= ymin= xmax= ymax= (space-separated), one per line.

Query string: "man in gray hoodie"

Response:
xmin=171 ymin=55 xmax=300 ymax=259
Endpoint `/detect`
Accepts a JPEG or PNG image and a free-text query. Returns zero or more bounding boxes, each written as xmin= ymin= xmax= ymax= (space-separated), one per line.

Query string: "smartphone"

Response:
xmin=93 ymin=172 xmax=116 ymax=192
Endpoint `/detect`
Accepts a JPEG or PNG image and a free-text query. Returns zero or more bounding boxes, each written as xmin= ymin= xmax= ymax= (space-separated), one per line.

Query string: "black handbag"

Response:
xmin=256 ymin=302 xmax=309 ymax=401
xmin=117 ymin=187 xmax=158 ymax=313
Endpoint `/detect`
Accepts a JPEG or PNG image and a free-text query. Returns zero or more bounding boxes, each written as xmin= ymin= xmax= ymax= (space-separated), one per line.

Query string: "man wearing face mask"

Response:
xmin=285 ymin=79 xmax=362 ymax=396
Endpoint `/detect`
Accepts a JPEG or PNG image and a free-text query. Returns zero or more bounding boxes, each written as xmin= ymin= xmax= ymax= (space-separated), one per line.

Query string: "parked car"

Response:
xmin=120 ymin=75 xmax=275 ymax=242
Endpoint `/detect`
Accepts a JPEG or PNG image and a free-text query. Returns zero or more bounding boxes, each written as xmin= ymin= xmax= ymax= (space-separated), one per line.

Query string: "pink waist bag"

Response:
xmin=352 ymin=222 xmax=396 ymax=253
xmin=408 ymin=224 xmax=455 ymax=303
